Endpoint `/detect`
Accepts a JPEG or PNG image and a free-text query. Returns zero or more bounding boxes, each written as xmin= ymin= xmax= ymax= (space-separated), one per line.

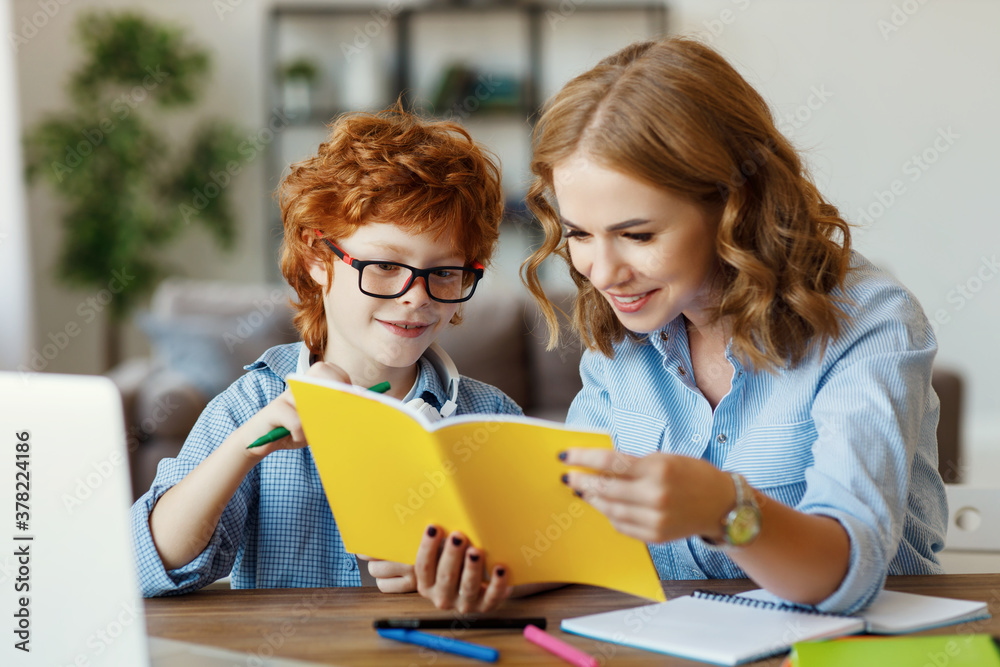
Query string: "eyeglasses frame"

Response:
xmin=320 ymin=237 xmax=484 ymax=304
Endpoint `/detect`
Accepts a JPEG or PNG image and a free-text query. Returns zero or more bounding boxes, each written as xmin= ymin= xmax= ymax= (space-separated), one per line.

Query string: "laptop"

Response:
xmin=0 ymin=371 xmax=322 ymax=667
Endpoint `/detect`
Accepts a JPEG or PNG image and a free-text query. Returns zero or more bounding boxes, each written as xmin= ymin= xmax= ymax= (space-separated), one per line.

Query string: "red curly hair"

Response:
xmin=278 ymin=105 xmax=504 ymax=358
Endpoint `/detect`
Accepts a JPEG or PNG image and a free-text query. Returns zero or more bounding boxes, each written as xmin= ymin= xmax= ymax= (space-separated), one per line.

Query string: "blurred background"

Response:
xmin=1 ymin=0 xmax=997 ymax=494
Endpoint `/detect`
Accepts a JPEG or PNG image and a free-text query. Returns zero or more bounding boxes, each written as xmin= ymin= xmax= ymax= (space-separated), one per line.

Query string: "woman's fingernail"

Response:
xmin=469 ymin=553 xmax=480 ymax=562
xmin=574 ymin=490 xmax=583 ymax=498
xmin=426 ymin=526 xmax=437 ymax=537
xmin=560 ymin=473 xmax=569 ymax=485
xmin=558 ymin=451 xmax=567 ymax=461
xmin=496 ymin=568 xmax=505 ymax=577
xmin=451 ymin=535 xmax=462 ymax=547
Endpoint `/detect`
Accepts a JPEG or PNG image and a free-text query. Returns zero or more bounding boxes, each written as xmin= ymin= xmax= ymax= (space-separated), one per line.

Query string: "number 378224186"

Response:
xmin=14 ymin=431 xmax=30 ymax=530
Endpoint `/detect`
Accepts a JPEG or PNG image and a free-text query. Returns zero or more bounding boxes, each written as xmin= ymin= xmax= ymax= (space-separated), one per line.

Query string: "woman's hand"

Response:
xmin=414 ymin=526 xmax=510 ymax=613
xmin=357 ymin=555 xmax=417 ymax=593
xmin=560 ymin=449 xmax=735 ymax=543
xmin=241 ymin=361 xmax=351 ymax=458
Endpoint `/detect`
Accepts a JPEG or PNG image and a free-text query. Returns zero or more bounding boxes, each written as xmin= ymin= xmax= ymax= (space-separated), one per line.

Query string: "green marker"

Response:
xmin=247 ymin=380 xmax=391 ymax=449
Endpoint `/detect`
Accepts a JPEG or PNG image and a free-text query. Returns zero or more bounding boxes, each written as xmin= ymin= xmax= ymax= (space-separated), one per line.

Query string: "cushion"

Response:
xmin=137 ymin=280 xmax=298 ymax=396
xmin=137 ymin=307 xmax=296 ymax=397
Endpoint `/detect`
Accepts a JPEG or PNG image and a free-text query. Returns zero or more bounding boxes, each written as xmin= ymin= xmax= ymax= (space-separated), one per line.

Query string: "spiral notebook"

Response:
xmin=560 ymin=588 xmax=990 ymax=666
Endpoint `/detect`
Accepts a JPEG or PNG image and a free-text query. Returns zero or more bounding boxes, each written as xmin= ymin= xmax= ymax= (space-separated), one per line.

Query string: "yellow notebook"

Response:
xmin=288 ymin=374 xmax=665 ymax=602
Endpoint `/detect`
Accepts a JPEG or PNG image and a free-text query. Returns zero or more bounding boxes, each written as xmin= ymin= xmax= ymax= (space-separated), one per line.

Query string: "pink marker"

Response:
xmin=523 ymin=624 xmax=598 ymax=667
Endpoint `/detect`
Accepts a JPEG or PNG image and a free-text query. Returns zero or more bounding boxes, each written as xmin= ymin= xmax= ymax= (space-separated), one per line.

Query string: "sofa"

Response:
xmin=110 ymin=278 xmax=965 ymax=500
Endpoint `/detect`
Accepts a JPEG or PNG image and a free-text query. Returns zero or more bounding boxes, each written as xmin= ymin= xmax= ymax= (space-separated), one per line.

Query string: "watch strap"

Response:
xmin=701 ymin=472 xmax=760 ymax=548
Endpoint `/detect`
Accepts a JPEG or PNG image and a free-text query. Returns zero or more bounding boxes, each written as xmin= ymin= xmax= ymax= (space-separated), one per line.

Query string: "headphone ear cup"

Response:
xmin=406 ymin=397 xmax=443 ymax=423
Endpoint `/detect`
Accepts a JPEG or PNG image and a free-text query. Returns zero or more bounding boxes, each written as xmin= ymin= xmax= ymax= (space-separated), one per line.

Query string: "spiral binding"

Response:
xmin=692 ymin=589 xmax=847 ymax=618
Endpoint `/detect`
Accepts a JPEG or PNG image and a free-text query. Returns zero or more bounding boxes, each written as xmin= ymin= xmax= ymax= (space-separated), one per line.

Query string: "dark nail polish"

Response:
xmin=496 ymin=568 xmax=505 ymax=577
xmin=469 ymin=553 xmax=480 ymax=562
xmin=574 ymin=490 xmax=583 ymax=498
xmin=560 ymin=473 xmax=569 ymax=485
xmin=426 ymin=526 xmax=437 ymax=537
xmin=451 ymin=535 xmax=462 ymax=547
xmin=558 ymin=451 xmax=567 ymax=461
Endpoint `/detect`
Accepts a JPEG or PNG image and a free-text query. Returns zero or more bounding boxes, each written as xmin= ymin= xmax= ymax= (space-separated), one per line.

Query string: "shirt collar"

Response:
xmin=649 ymin=317 xmax=686 ymax=356
xmin=243 ymin=342 xmax=301 ymax=381
xmin=244 ymin=342 xmax=451 ymax=407
xmin=648 ymin=317 xmax=743 ymax=372
xmin=410 ymin=356 xmax=450 ymax=408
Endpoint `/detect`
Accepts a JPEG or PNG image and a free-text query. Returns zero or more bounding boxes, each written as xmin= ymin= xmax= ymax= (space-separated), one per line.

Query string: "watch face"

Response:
xmin=726 ymin=506 xmax=762 ymax=546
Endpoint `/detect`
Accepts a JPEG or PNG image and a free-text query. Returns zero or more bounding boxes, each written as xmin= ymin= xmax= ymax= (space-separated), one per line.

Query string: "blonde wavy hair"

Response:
xmin=521 ymin=37 xmax=852 ymax=372
xmin=278 ymin=104 xmax=504 ymax=359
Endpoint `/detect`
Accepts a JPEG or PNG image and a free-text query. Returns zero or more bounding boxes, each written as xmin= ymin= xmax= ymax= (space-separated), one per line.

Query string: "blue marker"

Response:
xmin=376 ymin=628 xmax=499 ymax=663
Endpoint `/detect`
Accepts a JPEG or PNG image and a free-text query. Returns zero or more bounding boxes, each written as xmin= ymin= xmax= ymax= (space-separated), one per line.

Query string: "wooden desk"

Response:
xmin=145 ymin=574 xmax=1000 ymax=666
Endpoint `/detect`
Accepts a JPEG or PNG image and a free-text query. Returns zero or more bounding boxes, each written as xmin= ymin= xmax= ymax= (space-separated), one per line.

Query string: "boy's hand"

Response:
xmin=415 ymin=525 xmax=510 ymax=613
xmin=356 ymin=555 xmax=417 ymax=593
xmin=241 ymin=361 xmax=351 ymax=457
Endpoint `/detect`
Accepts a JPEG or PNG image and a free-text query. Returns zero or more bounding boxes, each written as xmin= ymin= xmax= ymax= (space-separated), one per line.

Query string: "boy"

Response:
xmin=130 ymin=106 xmax=521 ymax=599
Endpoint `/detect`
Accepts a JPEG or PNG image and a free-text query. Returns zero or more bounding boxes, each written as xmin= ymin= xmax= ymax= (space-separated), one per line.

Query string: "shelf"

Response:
xmin=272 ymin=2 xmax=667 ymax=16
xmin=264 ymin=1 xmax=668 ymax=277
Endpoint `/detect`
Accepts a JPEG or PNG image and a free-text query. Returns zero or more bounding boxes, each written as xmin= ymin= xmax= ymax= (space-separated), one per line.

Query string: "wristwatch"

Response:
xmin=706 ymin=472 xmax=762 ymax=548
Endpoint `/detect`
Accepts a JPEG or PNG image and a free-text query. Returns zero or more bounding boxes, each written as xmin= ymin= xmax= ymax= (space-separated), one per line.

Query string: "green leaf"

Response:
xmin=70 ymin=11 xmax=210 ymax=108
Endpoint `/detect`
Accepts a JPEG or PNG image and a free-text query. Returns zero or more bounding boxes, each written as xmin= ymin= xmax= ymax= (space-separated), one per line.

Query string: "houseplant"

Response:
xmin=24 ymin=10 xmax=244 ymax=369
xmin=277 ymin=57 xmax=320 ymax=118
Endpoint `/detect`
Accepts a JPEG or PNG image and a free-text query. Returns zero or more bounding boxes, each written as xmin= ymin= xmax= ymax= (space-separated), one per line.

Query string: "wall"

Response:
xmin=13 ymin=0 xmax=1000 ymax=471
xmin=0 ymin=1 xmax=32 ymax=370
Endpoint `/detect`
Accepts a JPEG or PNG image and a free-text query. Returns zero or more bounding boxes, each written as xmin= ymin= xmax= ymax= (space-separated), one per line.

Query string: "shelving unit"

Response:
xmin=265 ymin=1 xmax=668 ymax=277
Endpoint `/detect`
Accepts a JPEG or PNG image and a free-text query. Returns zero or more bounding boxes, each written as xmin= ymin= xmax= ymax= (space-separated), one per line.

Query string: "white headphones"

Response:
xmin=407 ymin=343 xmax=459 ymax=422
xmin=295 ymin=342 xmax=460 ymax=422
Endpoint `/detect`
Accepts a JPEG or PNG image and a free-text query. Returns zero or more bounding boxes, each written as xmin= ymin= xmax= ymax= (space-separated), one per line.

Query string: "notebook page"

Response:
xmin=735 ymin=588 xmax=990 ymax=634
xmin=561 ymin=595 xmax=864 ymax=666
xmin=860 ymin=590 xmax=989 ymax=634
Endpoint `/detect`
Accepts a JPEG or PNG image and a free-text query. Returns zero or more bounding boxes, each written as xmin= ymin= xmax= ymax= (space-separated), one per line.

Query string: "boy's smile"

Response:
xmin=308 ymin=222 xmax=465 ymax=397
xmin=378 ymin=319 xmax=435 ymax=338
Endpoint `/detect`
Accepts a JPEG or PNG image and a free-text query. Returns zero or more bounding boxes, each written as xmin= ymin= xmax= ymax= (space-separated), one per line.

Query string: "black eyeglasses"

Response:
xmin=322 ymin=238 xmax=484 ymax=304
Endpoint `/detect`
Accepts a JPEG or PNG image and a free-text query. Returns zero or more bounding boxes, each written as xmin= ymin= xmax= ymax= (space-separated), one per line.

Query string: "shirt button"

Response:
xmin=678 ymin=366 xmax=686 ymax=376
xmin=660 ymin=331 xmax=669 ymax=342
xmin=716 ymin=433 xmax=727 ymax=444
xmin=737 ymin=370 xmax=744 ymax=377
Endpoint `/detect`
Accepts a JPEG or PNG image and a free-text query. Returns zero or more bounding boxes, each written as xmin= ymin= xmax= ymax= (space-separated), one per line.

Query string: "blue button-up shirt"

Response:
xmin=131 ymin=342 xmax=521 ymax=597
xmin=566 ymin=253 xmax=947 ymax=613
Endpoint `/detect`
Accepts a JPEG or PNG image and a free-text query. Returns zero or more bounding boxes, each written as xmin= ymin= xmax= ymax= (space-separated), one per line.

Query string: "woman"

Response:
xmin=410 ymin=36 xmax=947 ymax=614
xmin=525 ymin=36 xmax=947 ymax=613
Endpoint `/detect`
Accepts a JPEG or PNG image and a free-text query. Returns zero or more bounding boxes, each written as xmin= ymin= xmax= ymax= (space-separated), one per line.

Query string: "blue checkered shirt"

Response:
xmin=131 ymin=343 xmax=521 ymax=596
xmin=566 ymin=252 xmax=947 ymax=614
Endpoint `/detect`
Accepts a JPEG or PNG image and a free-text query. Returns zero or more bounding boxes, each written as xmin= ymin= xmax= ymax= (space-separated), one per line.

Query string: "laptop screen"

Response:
xmin=1 ymin=371 xmax=150 ymax=666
